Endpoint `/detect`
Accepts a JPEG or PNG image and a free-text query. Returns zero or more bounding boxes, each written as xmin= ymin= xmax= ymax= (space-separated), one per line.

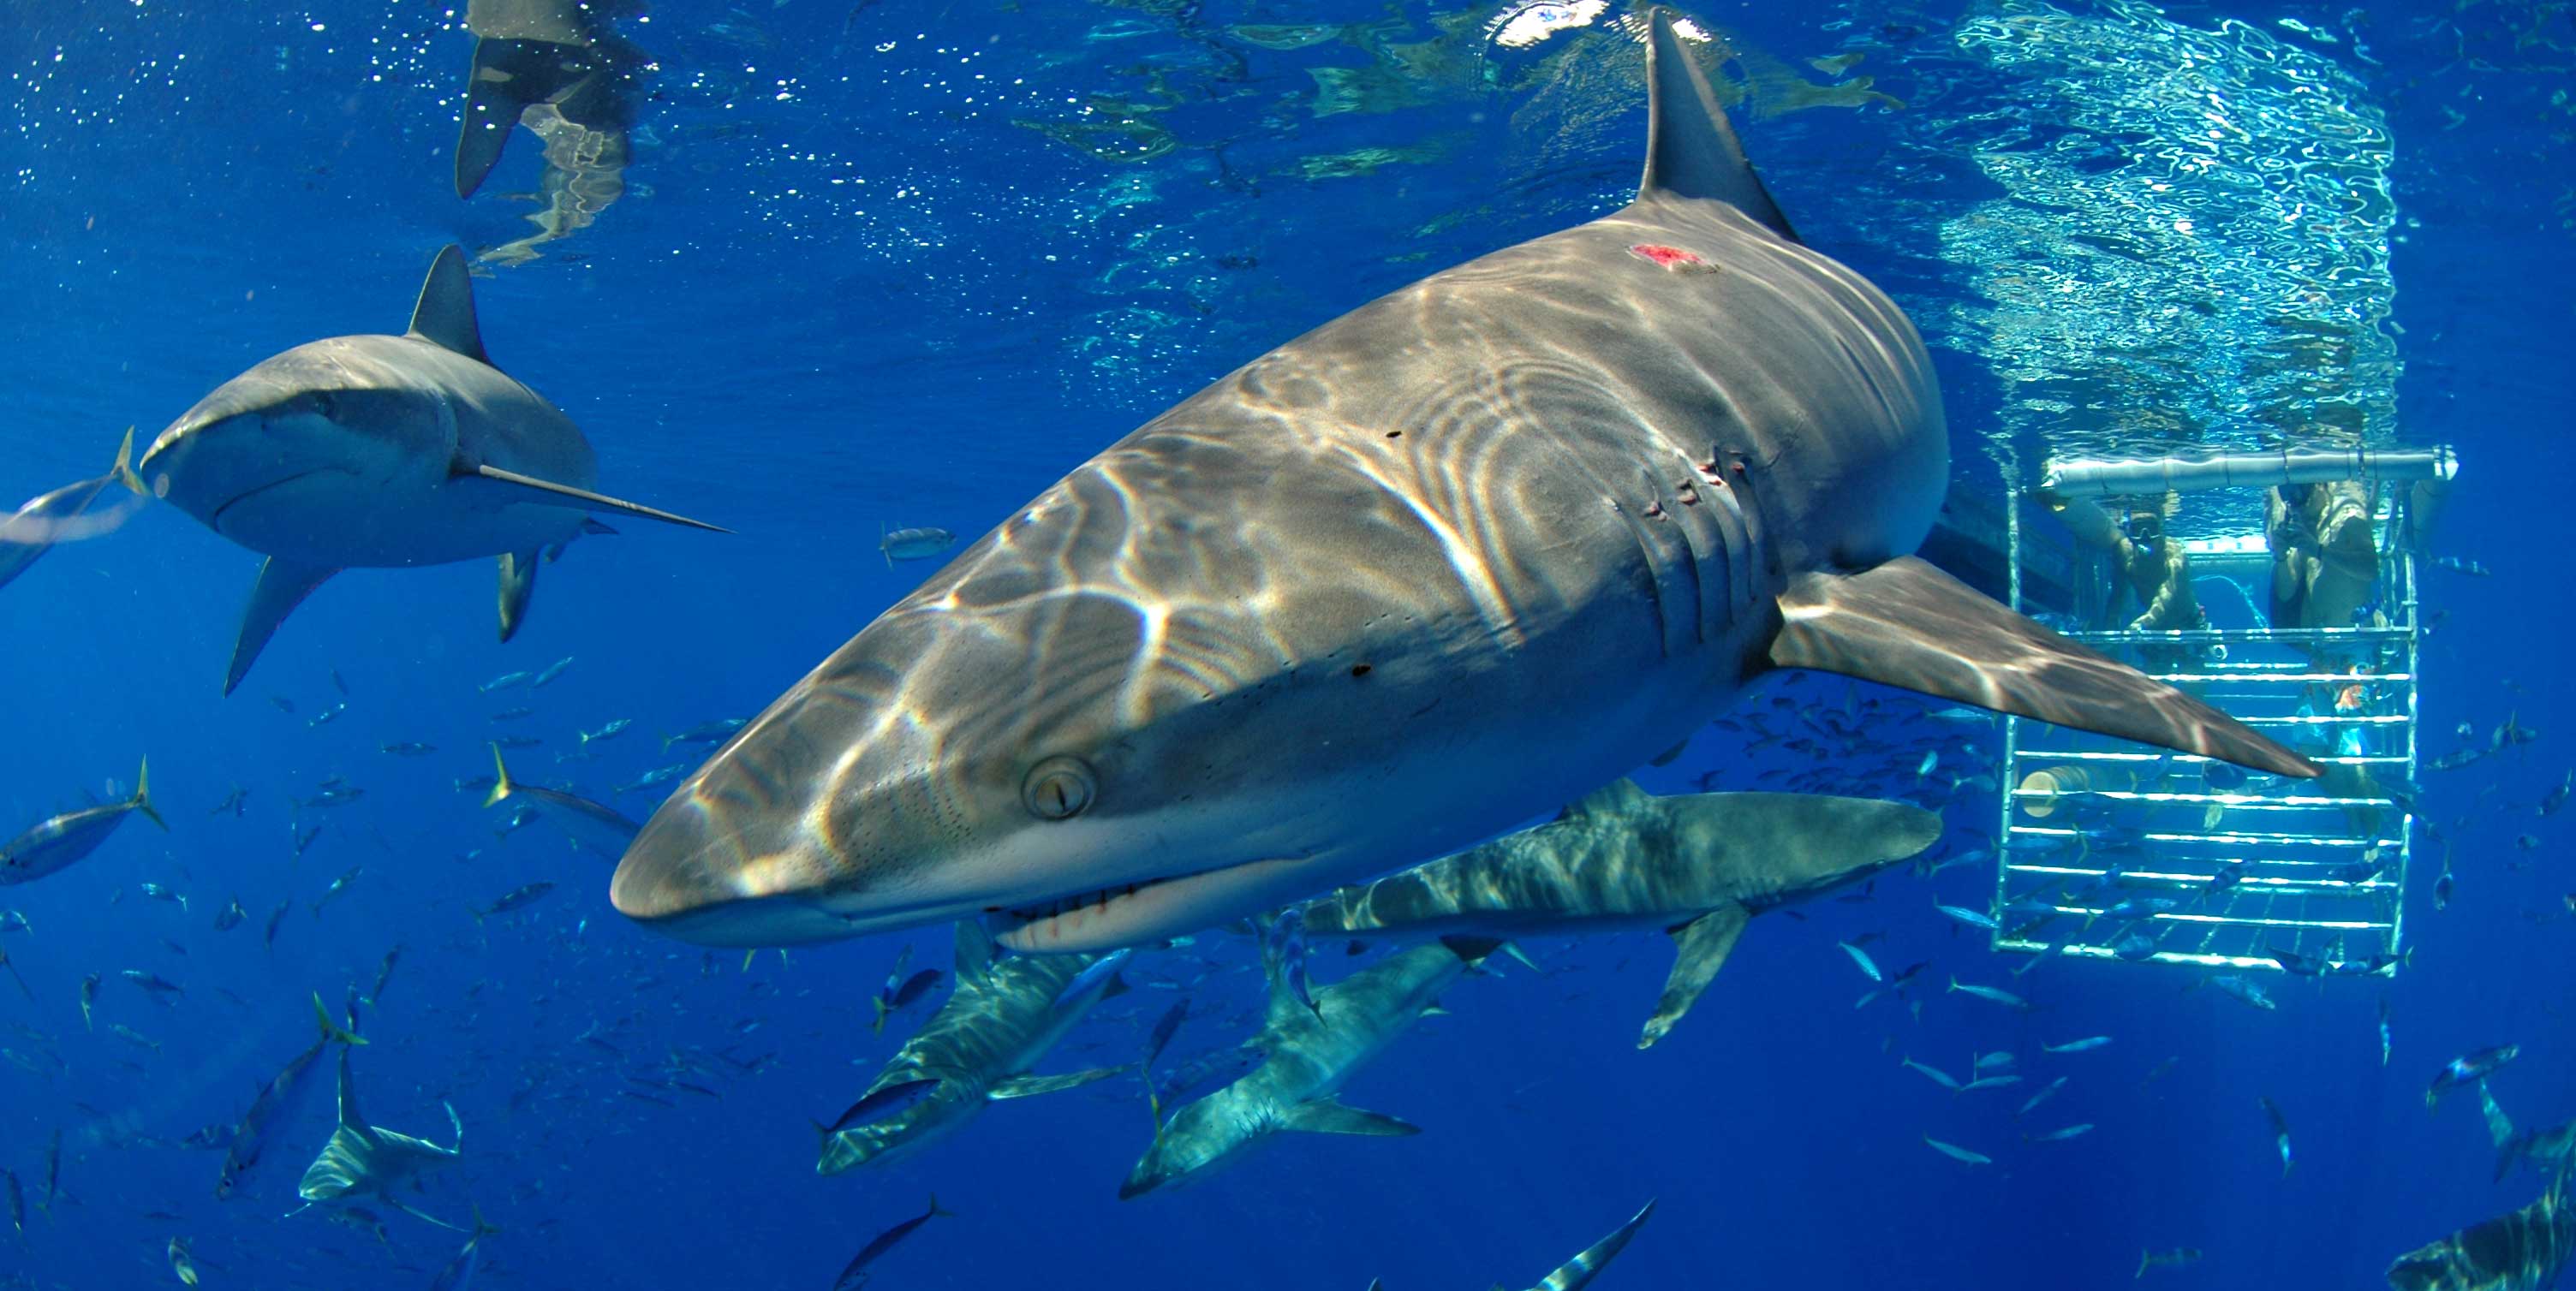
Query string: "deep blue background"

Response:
xmin=1 ymin=0 xmax=2568 ymax=1287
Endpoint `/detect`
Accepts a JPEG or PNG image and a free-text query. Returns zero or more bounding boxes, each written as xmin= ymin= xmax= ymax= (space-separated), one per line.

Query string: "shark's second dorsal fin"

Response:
xmin=335 ymin=1048 xmax=381 ymax=1145
xmin=1557 ymin=778 xmax=1649 ymax=822
xmin=407 ymin=246 xmax=492 ymax=366
xmin=953 ymin=921 xmax=996 ymax=982
xmin=1637 ymin=8 xmax=1798 ymax=243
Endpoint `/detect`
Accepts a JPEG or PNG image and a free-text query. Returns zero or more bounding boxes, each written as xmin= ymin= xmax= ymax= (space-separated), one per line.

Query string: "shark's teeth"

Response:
xmin=1003 ymin=877 xmax=1169 ymax=925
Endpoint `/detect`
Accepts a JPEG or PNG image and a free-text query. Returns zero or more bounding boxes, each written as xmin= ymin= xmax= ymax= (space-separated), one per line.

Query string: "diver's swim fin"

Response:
xmin=1768 ymin=556 xmax=2317 ymax=779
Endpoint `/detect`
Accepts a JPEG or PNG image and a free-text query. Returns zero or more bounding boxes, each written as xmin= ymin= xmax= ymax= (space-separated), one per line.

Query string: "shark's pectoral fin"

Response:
xmin=1768 ymin=556 xmax=2317 ymax=779
xmin=989 ymin=1065 xmax=1127 ymax=1100
xmin=952 ymin=920 xmax=996 ymax=981
xmin=581 ymin=518 xmax=617 ymax=536
xmin=497 ymin=551 xmax=540 ymax=642
xmin=1282 ymin=1101 xmax=1418 ymax=1137
xmin=227 ymin=557 xmax=340 ymax=696
xmin=457 ymin=462 xmax=732 ymax=534
xmin=1640 ymin=904 xmax=1750 ymax=1050
xmin=385 ymin=1196 xmax=468 ymax=1232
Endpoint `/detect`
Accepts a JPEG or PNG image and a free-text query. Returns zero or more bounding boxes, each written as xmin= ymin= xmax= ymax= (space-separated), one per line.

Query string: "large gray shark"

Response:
xmin=289 ymin=1049 xmax=467 ymax=1230
xmin=1119 ymin=935 xmax=1499 ymax=1199
xmin=1297 ymin=777 xmax=1937 ymax=1048
xmin=611 ymin=9 xmax=2311 ymax=955
xmin=1362 ymin=1199 xmax=1655 ymax=1291
xmin=137 ymin=245 xmax=724 ymax=693
xmin=815 ymin=924 xmax=1127 ymax=1175
xmin=2384 ymin=1173 xmax=2573 ymax=1291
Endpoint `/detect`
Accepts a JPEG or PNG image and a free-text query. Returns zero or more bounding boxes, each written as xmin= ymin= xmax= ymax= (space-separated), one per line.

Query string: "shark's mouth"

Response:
xmin=209 ymin=467 xmax=338 ymax=535
xmin=991 ymin=854 xmax=1331 ymax=954
xmin=997 ymin=876 xmax=1178 ymax=929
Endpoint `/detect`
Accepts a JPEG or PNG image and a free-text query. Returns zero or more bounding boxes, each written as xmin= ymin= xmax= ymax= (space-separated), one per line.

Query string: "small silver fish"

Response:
xmin=1946 ymin=976 xmax=2033 ymax=1011
xmin=1838 ymin=941 xmax=1882 ymax=982
xmin=1922 ymin=1134 xmax=1991 ymax=1165
xmin=880 ymin=524 xmax=957 ymax=566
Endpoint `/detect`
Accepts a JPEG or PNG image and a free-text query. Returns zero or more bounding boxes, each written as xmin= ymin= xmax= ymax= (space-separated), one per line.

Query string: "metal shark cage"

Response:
xmin=1979 ymin=447 xmax=2458 ymax=974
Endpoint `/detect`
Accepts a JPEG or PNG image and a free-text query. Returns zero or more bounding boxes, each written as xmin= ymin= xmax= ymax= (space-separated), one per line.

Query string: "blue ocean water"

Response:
xmin=3 ymin=0 xmax=2570 ymax=1287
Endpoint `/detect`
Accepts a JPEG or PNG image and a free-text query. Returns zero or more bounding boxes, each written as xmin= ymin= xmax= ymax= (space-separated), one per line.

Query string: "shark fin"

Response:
xmin=444 ymin=1101 xmax=464 ymax=1155
xmin=1540 ymin=1199 xmax=1657 ymax=1290
xmin=1648 ymin=738 xmax=1690 ymax=767
xmin=110 ymin=425 xmax=145 ymax=495
xmin=454 ymin=38 xmax=575 ymax=199
xmin=581 ymin=518 xmax=617 ymax=536
xmin=1282 ymin=1101 xmax=1418 ymax=1137
xmin=226 ymin=556 xmax=339 ymax=697
xmin=497 ymin=551 xmax=540 ymax=642
xmin=1639 ymin=904 xmax=1750 ymax=1050
xmin=1558 ymin=778 xmax=1650 ymax=822
xmin=953 ymin=920 xmax=997 ymax=981
xmin=483 ymin=744 xmax=516 ymax=809
xmin=333 ymin=1047 xmax=380 ymax=1145
xmin=1768 ymin=556 xmax=2318 ymax=779
xmin=407 ymin=247 xmax=491 ymax=365
xmin=1637 ymin=8 xmax=1798 ymax=242
xmin=458 ymin=463 xmax=732 ymax=533
xmin=385 ymin=1196 xmax=469 ymax=1232
xmin=129 ymin=756 xmax=165 ymax=831
xmin=313 ymin=991 xmax=367 ymax=1045
xmin=988 ymin=1065 xmax=1127 ymax=1100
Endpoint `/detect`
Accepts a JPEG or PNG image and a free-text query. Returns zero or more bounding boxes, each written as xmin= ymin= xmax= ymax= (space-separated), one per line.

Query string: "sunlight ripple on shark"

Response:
xmin=611 ymin=9 xmax=2312 ymax=955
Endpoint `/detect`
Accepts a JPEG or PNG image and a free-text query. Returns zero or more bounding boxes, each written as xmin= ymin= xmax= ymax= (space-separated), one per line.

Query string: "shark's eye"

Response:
xmin=310 ymin=391 xmax=339 ymax=419
xmin=1022 ymin=756 xmax=1095 ymax=821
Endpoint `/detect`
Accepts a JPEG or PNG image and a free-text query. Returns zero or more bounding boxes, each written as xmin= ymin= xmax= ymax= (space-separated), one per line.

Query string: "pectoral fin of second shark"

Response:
xmin=455 ymin=462 xmax=732 ymax=533
xmin=227 ymin=556 xmax=340 ymax=696
xmin=1769 ymin=556 xmax=2317 ymax=779
xmin=1283 ymin=1101 xmax=1417 ymax=1137
xmin=1640 ymin=905 xmax=1749 ymax=1050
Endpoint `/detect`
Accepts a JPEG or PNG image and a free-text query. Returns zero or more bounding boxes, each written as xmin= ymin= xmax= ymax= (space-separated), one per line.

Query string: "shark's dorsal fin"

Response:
xmin=1637 ymin=8 xmax=1798 ymax=243
xmin=953 ymin=921 xmax=996 ymax=981
xmin=334 ymin=1048 xmax=380 ymax=1145
xmin=1558 ymin=778 xmax=1649 ymax=822
xmin=407 ymin=246 xmax=492 ymax=366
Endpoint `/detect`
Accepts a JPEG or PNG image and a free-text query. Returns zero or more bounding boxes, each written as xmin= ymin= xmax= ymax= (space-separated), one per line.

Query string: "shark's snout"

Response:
xmin=609 ymin=793 xmax=857 ymax=946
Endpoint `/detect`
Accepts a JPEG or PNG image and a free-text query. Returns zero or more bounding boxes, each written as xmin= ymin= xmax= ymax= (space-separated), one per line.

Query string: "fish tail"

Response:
xmin=2136 ymin=1250 xmax=2150 ymax=1279
xmin=871 ymin=997 xmax=888 ymax=1035
xmin=470 ymin=1205 xmax=501 ymax=1239
xmin=927 ymin=1193 xmax=956 ymax=1219
xmin=313 ymin=990 xmax=367 ymax=1045
xmin=482 ymin=744 xmax=515 ymax=809
xmin=112 ymin=425 xmax=145 ymax=495
xmin=132 ymin=757 xmax=166 ymax=831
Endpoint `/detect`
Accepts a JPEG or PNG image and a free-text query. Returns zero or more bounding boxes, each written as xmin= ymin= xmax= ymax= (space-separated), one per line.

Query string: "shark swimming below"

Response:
xmin=289 ymin=1049 xmax=468 ymax=1230
xmin=611 ymin=9 xmax=2312 ymax=955
xmin=1364 ymin=1199 xmax=1655 ymax=1291
xmin=1296 ymin=777 xmax=1938 ymax=1048
xmin=136 ymin=245 xmax=724 ymax=695
xmin=814 ymin=923 xmax=1128 ymax=1175
xmin=1120 ymin=934 xmax=1500 ymax=1199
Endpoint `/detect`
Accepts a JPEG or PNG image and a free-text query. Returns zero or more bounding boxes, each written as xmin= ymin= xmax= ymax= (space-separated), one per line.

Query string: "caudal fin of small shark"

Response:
xmin=1521 ymin=1199 xmax=1656 ymax=1291
xmin=1768 ymin=556 xmax=2318 ymax=780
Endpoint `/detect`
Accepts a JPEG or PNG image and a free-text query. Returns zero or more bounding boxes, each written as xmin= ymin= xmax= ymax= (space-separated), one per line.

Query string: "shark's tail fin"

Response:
xmin=131 ymin=757 xmax=166 ymax=831
xmin=313 ymin=991 xmax=367 ymax=1046
xmin=483 ymin=744 xmax=516 ymax=809
xmin=110 ymin=426 xmax=144 ymax=495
